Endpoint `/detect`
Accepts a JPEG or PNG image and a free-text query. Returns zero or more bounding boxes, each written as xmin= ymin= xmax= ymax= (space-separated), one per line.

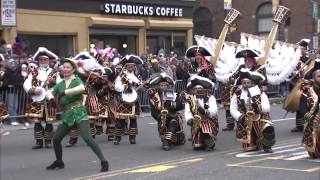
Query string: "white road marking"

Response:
xmin=285 ymin=153 xmax=309 ymax=160
xmin=236 ymin=144 xmax=303 ymax=158
xmin=272 ymin=117 xmax=295 ymax=122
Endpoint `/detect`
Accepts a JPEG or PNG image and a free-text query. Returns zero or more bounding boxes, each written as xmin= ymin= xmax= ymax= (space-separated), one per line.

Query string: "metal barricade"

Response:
xmin=138 ymin=88 xmax=150 ymax=108
xmin=266 ymin=84 xmax=280 ymax=97
xmin=1 ymin=87 xmax=28 ymax=120
xmin=174 ymin=80 xmax=187 ymax=93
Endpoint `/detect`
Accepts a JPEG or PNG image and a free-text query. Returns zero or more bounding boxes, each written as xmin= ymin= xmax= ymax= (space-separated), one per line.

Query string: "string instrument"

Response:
xmin=259 ymin=6 xmax=291 ymax=66
xmin=210 ymin=8 xmax=241 ymax=66
xmin=290 ymin=49 xmax=320 ymax=84
xmin=85 ymin=71 xmax=103 ymax=96
xmin=283 ymin=50 xmax=319 ymax=112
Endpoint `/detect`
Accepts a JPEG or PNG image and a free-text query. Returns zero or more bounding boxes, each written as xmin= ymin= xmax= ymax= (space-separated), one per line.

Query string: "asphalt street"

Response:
xmin=1 ymin=103 xmax=319 ymax=180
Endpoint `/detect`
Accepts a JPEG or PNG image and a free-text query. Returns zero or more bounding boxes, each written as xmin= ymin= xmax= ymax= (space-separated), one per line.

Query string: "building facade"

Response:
xmin=195 ymin=0 xmax=318 ymax=48
xmin=1 ymin=0 xmax=196 ymax=57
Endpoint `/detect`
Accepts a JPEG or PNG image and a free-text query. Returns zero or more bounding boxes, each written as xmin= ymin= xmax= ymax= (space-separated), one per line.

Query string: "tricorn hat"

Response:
xmin=185 ymin=45 xmax=212 ymax=58
xmin=236 ymin=68 xmax=265 ymax=85
xmin=235 ymin=48 xmax=261 ymax=59
xmin=296 ymin=38 xmax=310 ymax=49
xmin=119 ymin=55 xmax=144 ymax=66
xmin=149 ymin=72 xmax=174 ymax=86
xmin=33 ymin=47 xmax=58 ymax=61
xmin=187 ymin=75 xmax=214 ymax=92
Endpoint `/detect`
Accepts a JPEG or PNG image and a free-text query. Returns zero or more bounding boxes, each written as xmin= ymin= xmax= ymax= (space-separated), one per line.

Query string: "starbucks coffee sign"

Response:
xmin=103 ymin=2 xmax=184 ymax=17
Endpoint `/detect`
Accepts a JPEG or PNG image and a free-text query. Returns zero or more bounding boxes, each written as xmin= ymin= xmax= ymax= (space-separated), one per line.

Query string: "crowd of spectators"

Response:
xmin=0 ymin=39 xmax=287 ymax=127
xmin=0 ymin=40 xmax=195 ymax=126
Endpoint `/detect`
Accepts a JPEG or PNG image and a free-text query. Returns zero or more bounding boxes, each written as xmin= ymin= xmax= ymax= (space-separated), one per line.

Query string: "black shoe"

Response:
xmin=45 ymin=141 xmax=52 ymax=149
xmin=205 ymin=139 xmax=215 ymax=151
xmin=263 ymin=147 xmax=273 ymax=153
xmin=129 ymin=136 xmax=136 ymax=144
xmin=124 ymin=129 xmax=129 ymax=136
xmin=65 ymin=138 xmax=77 ymax=148
xmin=162 ymin=140 xmax=171 ymax=151
xmin=100 ymin=160 xmax=109 ymax=172
xmin=46 ymin=160 xmax=65 ymax=170
xmin=107 ymin=135 xmax=114 ymax=142
xmin=222 ymin=127 xmax=234 ymax=131
xmin=32 ymin=142 xmax=43 ymax=149
xmin=291 ymin=127 xmax=303 ymax=132
xmin=188 ymin=137 xmax=192 ymax=142
xmin=114 ymin=136 xmax=121 ymax=145
xmin=187 ymin=119 xmax=193 ymax=126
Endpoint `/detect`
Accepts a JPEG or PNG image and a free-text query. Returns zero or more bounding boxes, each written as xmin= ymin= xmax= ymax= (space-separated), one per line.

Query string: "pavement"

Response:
xmin=0 ymin=103 xmax=319 ymax=180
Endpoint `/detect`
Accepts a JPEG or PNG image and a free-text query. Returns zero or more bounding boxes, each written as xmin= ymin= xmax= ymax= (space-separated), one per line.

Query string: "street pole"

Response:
xmin=311 ymin=0 xmax=319 ymax=49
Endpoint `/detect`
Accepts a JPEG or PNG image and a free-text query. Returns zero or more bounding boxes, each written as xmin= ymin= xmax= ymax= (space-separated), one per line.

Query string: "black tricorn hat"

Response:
xmin=185 ymin=45 xmax=212 ymax=58
xmin=236 ymin=68 xmax=265 ymax=85
xmin=187 ymin=75 xmax=214 ymax=92
xmin=235 ymin=48 xmax=261 ymax=58
xmin=296 ymin=38 xmax=310 ymax=48
xmin=149 ymin=72 xmax=174 ymax=86
xmin=119 ymin=55 xmax=144 ymax=65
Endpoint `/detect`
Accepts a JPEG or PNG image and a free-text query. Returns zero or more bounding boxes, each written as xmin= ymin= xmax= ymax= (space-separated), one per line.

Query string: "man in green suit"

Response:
xmin=45 ymin=58 xmax=109 ymax=172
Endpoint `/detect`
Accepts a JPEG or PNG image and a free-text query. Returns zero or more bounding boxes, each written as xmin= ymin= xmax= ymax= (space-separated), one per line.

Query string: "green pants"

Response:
xmin=53 ymin=120 xmax=105 ymax=161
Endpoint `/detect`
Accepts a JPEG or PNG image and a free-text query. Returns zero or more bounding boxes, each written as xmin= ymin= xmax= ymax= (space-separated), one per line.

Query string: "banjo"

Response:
xmin=31 ymin=64 xmax=59 ymax=102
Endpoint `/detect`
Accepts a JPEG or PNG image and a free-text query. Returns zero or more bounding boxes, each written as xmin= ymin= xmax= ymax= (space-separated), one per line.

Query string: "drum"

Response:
xmin=121 ymin=89 xmax=138 ymax=104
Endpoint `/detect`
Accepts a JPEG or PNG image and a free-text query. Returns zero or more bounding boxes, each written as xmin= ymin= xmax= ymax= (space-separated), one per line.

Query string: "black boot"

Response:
xmin=107 ymin=135 xmax=114 ymax=142
xmin=222 ymin=127 xmax=234 ymax=131
xmin=129 ymin=135 xmax=136 ymax=144
xmin=100 ymin=160 xmax=109 ymax=172
xmin=291 ymin=126 xmax=303 ymax=132
xmin=32 ymin=140 xmax=43 ymax=149
xmin=263 ymin=146 xmax=273 ymax=153
xmin=66 ymin=138 xmax=78 ymax=148
xmin=114 ymin=136 xmax=121 ymax=145
xmin=46 ymin=160 xmax=65 ymax=170
xmin=162 ymin=140 xmax=171 ymax=151
xmin=205 ymin=138 xmax=215 ymax=151
xmin=45 ymin=140 xmax=52 ymax=148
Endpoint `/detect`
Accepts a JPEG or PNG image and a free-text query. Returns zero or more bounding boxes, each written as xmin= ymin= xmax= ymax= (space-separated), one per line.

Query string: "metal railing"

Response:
xmin=1 ymin=87 xmax=28 ymax=119
xmin=1 ymin=82 xmax=282 ymax=118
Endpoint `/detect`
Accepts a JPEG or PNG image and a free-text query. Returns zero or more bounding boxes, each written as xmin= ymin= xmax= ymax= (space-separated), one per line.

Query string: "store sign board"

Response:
xmin=1 ymin=0 xmax=16 ymax=26
xmin=103 ymin=2 xmax=184 ymax=17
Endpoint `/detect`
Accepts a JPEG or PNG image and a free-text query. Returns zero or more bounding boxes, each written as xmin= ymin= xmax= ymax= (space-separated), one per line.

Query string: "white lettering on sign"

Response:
xmin=103 ymin=3 xmax=184 ymax=17
xmin=1 ymin=0 xmax=16 ymax=26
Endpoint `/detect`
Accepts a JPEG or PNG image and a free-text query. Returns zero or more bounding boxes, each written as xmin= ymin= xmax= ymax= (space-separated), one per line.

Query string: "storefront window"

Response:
xmin=90 ymin=28 xmax=137 ymax=55
xmin=19 ymin=34 xmax=74 ymax=57
xmin=147 ymin=30 xmax=186 ymax=56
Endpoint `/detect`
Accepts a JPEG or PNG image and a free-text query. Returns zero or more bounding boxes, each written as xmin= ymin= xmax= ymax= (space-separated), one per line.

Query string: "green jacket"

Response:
xmin=52 ymin=76 xmax=88 ymax=126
